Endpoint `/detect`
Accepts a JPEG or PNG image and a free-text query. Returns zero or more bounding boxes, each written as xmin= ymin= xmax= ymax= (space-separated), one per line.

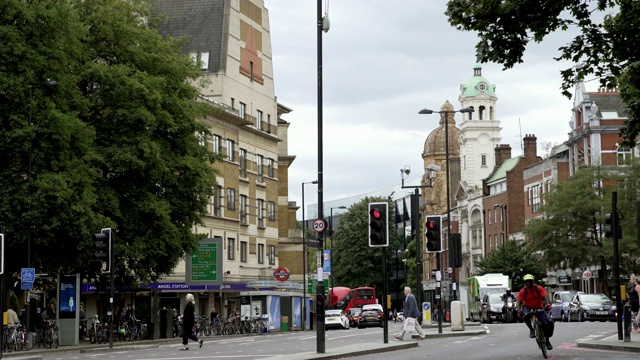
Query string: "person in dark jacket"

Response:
xmin=394 ymin=287 xmax=425 ymax=340
xmin=180 ymin=293 xmax=203 ymax=351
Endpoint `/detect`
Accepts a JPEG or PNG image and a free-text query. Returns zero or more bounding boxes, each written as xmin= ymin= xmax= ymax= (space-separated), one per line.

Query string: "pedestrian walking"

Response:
xmin=394 ymin=287 xmax=425 ymax=340
xmin=180 ymin=293 xmax=203 ymax=351
xmin=629 ymin=275 xmax=640 ymax=332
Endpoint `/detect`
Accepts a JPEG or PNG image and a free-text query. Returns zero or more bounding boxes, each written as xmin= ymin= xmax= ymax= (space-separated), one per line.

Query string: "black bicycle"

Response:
xmin=530 ymin=309 xmax=549 ymax=359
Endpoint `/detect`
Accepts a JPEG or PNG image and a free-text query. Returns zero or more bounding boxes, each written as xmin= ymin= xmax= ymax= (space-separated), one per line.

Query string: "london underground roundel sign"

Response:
xmin=273 ymin=267 xmax=290 ymax=282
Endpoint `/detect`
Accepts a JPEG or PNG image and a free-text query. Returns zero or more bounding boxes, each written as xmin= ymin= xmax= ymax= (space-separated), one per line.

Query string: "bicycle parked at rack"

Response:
xmin=130 ymin=316 xmax=147 ymax=341
xmin=38 ymin=320 xmax=58 ymax=349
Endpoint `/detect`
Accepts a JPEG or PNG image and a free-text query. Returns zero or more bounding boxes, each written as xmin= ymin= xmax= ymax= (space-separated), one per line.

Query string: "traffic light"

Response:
xmin=94 ymin=228 xmax=112 ymax=273
xmin=604 ymin=212 xmax=622 ymax=239
xmin=0 ymin=232 xmax=4 ymax=275
xmin=425 ymin=215 xmax=442 ymax=252
xmin=449 ymin=233 xmax=462 ymax=267
xmin=368 ymin=202 xmax=389 ymax=247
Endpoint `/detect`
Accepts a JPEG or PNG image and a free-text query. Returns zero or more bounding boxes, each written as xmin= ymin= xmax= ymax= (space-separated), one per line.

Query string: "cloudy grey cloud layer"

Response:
xmin=266 ymin=1 xmax=586 ymax=217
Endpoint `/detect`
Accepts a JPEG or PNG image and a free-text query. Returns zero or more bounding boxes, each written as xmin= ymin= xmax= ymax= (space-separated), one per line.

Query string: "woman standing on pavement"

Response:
xmin=180 ymin=293 xmax=203 ymax=351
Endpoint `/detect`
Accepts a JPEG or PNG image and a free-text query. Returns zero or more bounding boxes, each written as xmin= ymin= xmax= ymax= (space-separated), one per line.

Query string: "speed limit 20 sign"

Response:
xmin=312 ymin=218 xmax=327 ymax=233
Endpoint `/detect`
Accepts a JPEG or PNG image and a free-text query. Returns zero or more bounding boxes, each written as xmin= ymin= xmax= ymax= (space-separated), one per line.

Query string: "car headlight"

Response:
xmin=611 ymin=306 xmax=617 ymax=311
xmin=580 ymin=305 xmax=590 ymax=310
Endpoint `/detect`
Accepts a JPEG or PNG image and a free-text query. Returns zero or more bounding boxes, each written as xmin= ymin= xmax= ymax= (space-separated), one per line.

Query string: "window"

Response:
xmin=240 ymin=102 xmax=246 ymax=120
xmin=268 ymin=201 xmax=276 ymax=221
xmin=226 ymin=139 xmax=235 ymax=161
xmin=487 ymin=209 xmax=491 ymax=224
xmin=257 ymin=110 xmax=263 ymax=130
xmin=239 ymin=149 xmax=247 ymax=178
xmin=258 ymin=244 xmax=264 ymax=264
xmin=532 ymin=184 xmax=540 ymax=213
xmin=213 ymin=186 xmax=222 ymax=217
xmin=212 ymin=135 xmax=221 ymax=154
xmin=268 ymin=245 xmax=275 ymax=265
xmin=227 ymin=188 xmax=236 ymax=211
xmin=267 ymin=158 xmax=274 ymax=178
xmin=257 ymin=155 xmax=264 ymax=182
xmin=488 ymin=235 xmax=492 ymax=250
xmin=257 ymin=199 xmax=264 ymax=227
xmin=190 ymin=51 xmax=209 ymax=70
xmin=240 ymin=241 xmax=247 ymax=263
xmin=227 ymin=238 xmax=235 ymax=260
xmin=239 ymin=195 xmax=248 ymax=224
xmin=481 ymin=154 xmax=487 ymax=166
xmin=617 ymin=145 xmax=632 ymax=165
xmin=267 ymin=114 xmax=271 ymax=132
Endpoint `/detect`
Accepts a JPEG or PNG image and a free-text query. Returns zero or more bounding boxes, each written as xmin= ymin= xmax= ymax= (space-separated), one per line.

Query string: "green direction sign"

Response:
xmin=186 ymin=238 xmax=223 ymax=286
xmin=307 ymin=274 xmax=329 ymax=295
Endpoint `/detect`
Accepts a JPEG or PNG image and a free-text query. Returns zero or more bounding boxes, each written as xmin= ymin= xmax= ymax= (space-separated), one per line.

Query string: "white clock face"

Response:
xmin=478 ymin=83 xmax=487 ymax=92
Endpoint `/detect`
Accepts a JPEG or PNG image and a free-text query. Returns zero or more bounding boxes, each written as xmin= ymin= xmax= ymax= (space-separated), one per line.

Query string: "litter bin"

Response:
xmin=281 ymin=316 xmax=289 ymax=332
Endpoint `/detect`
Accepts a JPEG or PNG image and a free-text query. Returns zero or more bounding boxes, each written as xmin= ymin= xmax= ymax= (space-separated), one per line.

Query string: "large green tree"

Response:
xmin=446 ymin=0 xmax=640 ymax=145
xmin=0 ymin=0 xmax=220 ymax=285
xmin=331 ymin=197 xmax=402 ymax=294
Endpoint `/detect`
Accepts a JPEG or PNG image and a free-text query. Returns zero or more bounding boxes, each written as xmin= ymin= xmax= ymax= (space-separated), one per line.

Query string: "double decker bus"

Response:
xmin=330 ymin=286 xmax=377 ymax=313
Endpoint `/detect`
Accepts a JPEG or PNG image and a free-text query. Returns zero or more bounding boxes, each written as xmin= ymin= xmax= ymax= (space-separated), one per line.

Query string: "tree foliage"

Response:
xmin=332 ymin=197 xmax=402 ymax=293
xmin=446 ymin=0 xmax=640 ymax=145
xmin=524 ymin=162 xmax=640 ymax=280
xmin=476 ymin=240 xmax=547 ymax=291
xmin=0 ymin=0 xmax=220 ymax=285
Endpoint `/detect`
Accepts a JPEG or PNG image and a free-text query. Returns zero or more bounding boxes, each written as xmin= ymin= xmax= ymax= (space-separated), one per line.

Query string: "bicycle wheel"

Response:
xmin=535 ymin=322 xmax=547 ymax=359
xmin=88 ymin=327 xmax=96 ymax=344
xmin=139 ymin=324 xmax=147 ymax=341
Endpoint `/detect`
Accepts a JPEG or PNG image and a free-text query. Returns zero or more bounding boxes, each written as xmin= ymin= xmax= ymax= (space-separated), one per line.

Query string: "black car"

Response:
xmin=480 ymin=292 xmax=504 ymax=323
xmin=567 ymin=293 xmax=616 ymax=322
xmin=357 ymin=309 xmax=384 ymax=328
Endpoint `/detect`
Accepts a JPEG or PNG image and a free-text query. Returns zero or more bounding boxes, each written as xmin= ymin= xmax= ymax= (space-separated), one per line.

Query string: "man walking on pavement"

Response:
xmin=395 ymin=287 xmax=425 ymax=340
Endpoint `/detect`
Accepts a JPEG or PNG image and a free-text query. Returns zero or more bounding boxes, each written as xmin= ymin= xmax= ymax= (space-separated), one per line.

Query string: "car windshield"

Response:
xmin=581 ymin=294 xmax=610 ymax=302
xmin=561 ymin=293 xmax=574 ymax=302
xmin=361 ymin=311 xmax=379 ymax=316
xmin=489 ymin=293 xmax=503 ymax=303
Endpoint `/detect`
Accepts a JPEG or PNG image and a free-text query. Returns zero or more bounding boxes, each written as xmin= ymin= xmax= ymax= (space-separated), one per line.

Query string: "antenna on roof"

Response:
xmin=519 ymin=118 xmax=524 ymax=152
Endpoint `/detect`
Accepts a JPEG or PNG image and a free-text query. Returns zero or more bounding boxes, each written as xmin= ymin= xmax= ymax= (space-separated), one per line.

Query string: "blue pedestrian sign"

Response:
xmin=21 ymin=268 xmax=36 ymax=282
xmin=21 ymin=281 xmax=33 ymax=290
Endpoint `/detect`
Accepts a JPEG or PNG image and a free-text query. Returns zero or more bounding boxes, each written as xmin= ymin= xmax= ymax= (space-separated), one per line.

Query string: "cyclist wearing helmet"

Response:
xmin=518 ymin=274 xmax=552 ymax=350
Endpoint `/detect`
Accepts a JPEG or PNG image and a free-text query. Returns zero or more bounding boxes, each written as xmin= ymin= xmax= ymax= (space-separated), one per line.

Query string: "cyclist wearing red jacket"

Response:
xmin=518 ymin=274 xmax=552 ymax=351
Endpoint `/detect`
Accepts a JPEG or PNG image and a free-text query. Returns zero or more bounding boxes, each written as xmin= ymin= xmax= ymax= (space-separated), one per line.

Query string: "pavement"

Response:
xmin=577 ymin=327 xmax=640 ymax=353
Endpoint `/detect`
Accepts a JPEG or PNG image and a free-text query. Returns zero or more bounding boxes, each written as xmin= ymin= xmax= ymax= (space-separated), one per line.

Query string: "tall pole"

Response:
xmin=316 ymin=0 xmax=325 ymax=353
xmin=26 ymin=86 xmax=33 ymax=336
xmin=412 ymin=189 xmax=421 ymax=308
xmin=612 ymin=192 xmax=623 ymax=340
xmin=329 ymin=207 xmax=333 ymax=307
xmin=444 ymin=111 xmax=456 ymax=302
xmin=302 ymin=182 xmax=307 ymax=330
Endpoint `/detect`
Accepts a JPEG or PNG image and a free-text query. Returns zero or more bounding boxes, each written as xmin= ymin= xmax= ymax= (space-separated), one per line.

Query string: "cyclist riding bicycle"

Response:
xmin=518 ymin=274 xmax=553 ymax=351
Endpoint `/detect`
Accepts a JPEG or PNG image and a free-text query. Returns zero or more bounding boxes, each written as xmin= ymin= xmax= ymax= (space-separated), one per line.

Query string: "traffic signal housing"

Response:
xmin=94 ymin=228 xmax=112 ymax=273
xmin=368 ymin=202 xmax=389 ymax=247
xmin=425 ymin=215 xmax=442 ymax=252
xmin=604 ymin=212 xmax=621 ymax=239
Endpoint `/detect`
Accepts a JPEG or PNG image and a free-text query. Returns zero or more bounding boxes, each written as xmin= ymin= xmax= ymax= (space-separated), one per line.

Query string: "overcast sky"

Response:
xmin=266 ymin=1 xmax=597 ymax=219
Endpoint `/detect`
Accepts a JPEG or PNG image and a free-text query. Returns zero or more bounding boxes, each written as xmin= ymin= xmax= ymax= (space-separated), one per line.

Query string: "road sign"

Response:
xmin=21 ymin=281 xmax=33 ymax=290
xmin=186 ymin=238 xmax=223 ymax=286
xmin=21 ymin=268 xmax=36 ymax=282
xmin=306 ymin=238 xmax=321 ymax=249
xmin=312 ymin=218 xmax=327 ymax=233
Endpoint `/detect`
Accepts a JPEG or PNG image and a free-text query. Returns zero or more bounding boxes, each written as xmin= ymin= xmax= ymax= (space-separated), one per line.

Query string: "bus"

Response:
xmin=330 ymin=286 xmax=377 ymax=313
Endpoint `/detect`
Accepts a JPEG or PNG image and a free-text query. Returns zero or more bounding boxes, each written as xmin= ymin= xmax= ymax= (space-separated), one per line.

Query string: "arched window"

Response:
xmin=617 ymin=145 xmax=632 ymax=165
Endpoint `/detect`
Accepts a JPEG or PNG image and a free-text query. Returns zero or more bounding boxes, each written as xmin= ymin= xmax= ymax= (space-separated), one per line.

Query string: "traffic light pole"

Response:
xmin=611 ymin=192 xmax=623 ymax=340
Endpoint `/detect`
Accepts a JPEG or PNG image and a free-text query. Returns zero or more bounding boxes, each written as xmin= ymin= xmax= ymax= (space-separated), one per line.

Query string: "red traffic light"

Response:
xmin=370 ymin=208 xmax=382 ymax=219
xmin=426 ymin=221 xmax=436 ymax=230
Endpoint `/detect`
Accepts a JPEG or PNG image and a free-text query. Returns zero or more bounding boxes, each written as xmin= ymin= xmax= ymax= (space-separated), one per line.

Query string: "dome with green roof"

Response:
xmin=459 ymin=64 xmax=496 ymax=98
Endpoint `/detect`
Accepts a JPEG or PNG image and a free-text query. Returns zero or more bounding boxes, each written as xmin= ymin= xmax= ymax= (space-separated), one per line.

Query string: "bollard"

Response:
xmin=624 ymin=302 xmax=631 ymax=342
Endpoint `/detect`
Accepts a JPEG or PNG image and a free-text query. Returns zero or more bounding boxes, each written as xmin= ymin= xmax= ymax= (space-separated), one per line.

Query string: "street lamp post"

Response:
xmin=27 ymin=79 xmax=57 ymax=334
xmin=329 ymin=205 xmax=346 ymax=308
xmin=418 ymin=106 xmax=473 ymax=332
xmin=302 ymin=180 xmax=318 ymax=330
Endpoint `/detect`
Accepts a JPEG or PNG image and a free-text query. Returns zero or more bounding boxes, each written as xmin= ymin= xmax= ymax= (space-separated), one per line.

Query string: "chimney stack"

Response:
xmin=494 ymin=144 xmax=512 ymax=167
xmin=523 ymin=134 xmax=537 ymax=159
